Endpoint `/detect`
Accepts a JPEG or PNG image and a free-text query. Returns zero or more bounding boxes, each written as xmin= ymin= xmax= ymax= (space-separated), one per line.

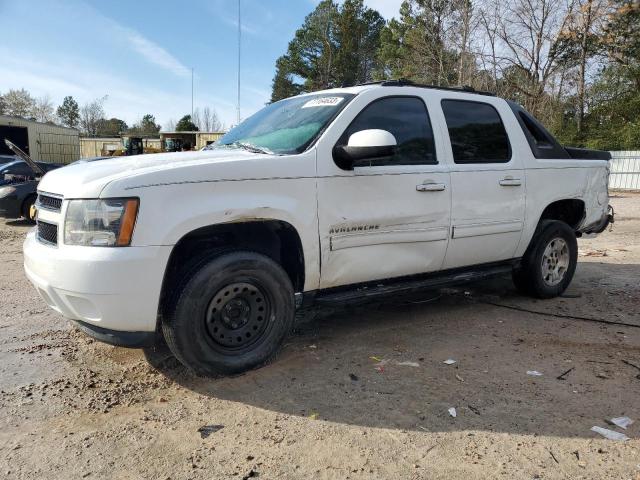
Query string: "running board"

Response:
xmin=310 ymin=261 xmax=517 ymax=306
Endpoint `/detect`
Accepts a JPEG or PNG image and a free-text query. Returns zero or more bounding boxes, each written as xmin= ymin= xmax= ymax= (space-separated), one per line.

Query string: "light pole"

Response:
xmin=191 ymin=67 xmax=194 ymax=120
xmin=237 ymin=0 xmax=241 ymax=125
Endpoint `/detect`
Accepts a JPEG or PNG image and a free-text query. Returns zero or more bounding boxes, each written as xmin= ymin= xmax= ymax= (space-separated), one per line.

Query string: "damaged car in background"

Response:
xmin=0 ymin=141 xmax=62 ymax=223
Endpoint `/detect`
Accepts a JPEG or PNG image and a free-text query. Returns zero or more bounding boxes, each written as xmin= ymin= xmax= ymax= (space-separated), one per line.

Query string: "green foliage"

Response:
xmin=128 ymin=114 xmax=161 ymax=136
xmin=175 ymin=115 xmax=199 ymax=132
xmin=96 ymin=118 xmax=128 ymax=137
xmin=270 ymin=0 xmax=384 ymax=101
xmin=56 ymin=96 xmax=80 ymax=128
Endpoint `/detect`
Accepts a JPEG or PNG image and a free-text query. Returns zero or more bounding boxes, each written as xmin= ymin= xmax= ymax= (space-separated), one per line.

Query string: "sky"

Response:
xmin=0 ymin=0 xmax=403 ymax=130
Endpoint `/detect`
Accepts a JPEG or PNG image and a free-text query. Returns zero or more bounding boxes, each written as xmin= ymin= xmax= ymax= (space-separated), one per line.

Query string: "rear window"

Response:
xmin=441 ymin=100 xmax=511 ymax=164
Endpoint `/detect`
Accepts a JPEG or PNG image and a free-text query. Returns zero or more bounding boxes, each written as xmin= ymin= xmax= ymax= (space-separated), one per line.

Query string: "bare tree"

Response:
xmin=192 ymin=108 xmax=202 ymax=131
xmin=202 ymin=106 xmax=223 ymax=131
xmin=164 ymin=118 xmax=176 ymax=132
xmin=2 ymin=88 xmax=36 ymax=118
xmin=32 ymin=95 xmax=56 ymax=123
xmin=558 ymin=0 xmax=608 ymax=133
xmin=494 ymin=0 xmax=575 ymax=116
xmin=191 ymin=106 xmax=223 ymax=131
xmin=80 ymin=96 xmax=107 ymax=136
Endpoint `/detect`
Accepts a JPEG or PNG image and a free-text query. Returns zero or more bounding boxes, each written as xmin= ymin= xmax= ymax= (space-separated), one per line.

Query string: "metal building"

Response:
xmin=0 ymin=115 xmax=80 ymax=164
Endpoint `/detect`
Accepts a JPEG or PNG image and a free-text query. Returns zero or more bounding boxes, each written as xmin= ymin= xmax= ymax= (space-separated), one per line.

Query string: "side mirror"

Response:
xmin=333 ymin=129 xmax=397 ymax=170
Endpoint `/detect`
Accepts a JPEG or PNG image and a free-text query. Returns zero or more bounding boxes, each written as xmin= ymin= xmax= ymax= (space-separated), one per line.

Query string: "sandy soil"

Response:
xmin=1 ymin=193 xmax=639 ymax=480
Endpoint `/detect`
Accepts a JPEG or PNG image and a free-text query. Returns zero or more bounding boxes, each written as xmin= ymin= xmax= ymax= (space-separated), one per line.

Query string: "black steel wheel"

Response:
xmin=205 ymin=282 xmax=271 ymax=350
xmin=162 ymin=250 xmax=295 ymax=376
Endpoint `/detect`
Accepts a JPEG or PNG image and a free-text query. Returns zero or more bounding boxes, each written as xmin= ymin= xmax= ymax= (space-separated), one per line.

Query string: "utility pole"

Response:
xmin=191 ymin=67 xmax=194 ymax=119
xmin=237 ymin=0 xmax=241 ymax=125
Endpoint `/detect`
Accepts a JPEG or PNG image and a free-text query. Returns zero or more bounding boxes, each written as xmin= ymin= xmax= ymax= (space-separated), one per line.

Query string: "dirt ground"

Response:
xmin=1 ymin=194 xmax=639 ymax=480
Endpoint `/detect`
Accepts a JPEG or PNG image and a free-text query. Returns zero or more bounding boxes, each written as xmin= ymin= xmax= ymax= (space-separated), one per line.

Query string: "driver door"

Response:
xmin=316 ymin=94 xmax=451 ymax=289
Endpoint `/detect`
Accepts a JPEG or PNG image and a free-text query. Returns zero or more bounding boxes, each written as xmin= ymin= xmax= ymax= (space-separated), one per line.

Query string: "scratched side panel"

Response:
xmin=317 ymin=171 xmax=451 ymax=288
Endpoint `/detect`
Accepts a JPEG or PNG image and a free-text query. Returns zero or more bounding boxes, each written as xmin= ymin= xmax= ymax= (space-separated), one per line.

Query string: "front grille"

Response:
xmin=37 ymin=221 xmax=58 ymax=246
xmin=37 ymin=194 xmax=63 ymax=212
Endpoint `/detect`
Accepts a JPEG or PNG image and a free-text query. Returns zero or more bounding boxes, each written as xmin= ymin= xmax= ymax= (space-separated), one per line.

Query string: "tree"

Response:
xmin=3 ymin=88 xmax=35 ymax=118
xmin=270 ymin=0 xmax=384 ymax=101
xmin=164 ymin=118 xmax=176 ymax=131
xmin=0 ymin=94 xmax=6 ymax=115
xmin=56 ymin=96 xmax=80 ymax=128
xmin=192 ymin=107 xmax=223 ymax=131
xmin=32 ymin=95 xmax=56 ymax=123
xmin=175 ymin=115 xmax=198 ymax=132
xmin=128 ymin=114 xmax=161 ymax=136
xmin=271 ymin=56 xmax=304 ymax=102
xmin=96 ymin=118 xmax=128 ymax=137
xmin=80 ymin=97 xmax=107 ymax=136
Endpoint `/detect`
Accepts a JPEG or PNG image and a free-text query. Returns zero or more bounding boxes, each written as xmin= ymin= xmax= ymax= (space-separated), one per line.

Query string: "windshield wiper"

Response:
xmin=229 ymin=142 xmax=274 ymax=155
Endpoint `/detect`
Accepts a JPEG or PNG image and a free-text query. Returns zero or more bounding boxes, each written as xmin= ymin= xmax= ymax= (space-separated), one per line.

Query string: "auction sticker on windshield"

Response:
xmin=302 ymin=97 xmax=344 ymax=108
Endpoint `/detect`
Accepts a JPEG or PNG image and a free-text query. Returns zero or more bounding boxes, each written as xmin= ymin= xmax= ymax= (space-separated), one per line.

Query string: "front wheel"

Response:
xmin=22 ymin=195 xmax=37 ymax=224
xmin=162 ymin=250 xmax=295 ymax=376
xmin=512 ymin=220 xmax=578 ymax=299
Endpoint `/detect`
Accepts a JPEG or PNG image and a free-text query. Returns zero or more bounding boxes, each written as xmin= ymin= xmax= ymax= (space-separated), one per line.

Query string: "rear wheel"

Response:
xmin=162 ymin=250 xmax=295 ymax=376
xmin=512 ymin=220 xmax=578 ymax=299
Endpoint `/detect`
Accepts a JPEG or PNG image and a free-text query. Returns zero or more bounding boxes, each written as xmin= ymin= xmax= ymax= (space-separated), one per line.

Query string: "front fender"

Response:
xmin=123 ymin=178 xmax=321 ymax=291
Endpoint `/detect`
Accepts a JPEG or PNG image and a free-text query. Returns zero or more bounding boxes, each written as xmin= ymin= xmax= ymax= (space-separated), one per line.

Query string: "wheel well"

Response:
xmin=160 ymin=220 xmax=305 ymax=314
xmin=539 ymin=199 xmax=585 ymax=230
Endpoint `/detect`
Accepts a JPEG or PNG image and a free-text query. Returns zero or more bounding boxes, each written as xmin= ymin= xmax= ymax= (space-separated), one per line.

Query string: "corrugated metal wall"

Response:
xmin=609 ymin=151 xmax=640 ymax=191
xmin=0 ymin=115 xmax=80 ymax=163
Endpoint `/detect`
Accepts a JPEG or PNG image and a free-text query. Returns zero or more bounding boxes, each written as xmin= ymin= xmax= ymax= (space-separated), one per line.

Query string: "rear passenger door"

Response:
xmin=440 ymin=98 xmax=525 ymax=269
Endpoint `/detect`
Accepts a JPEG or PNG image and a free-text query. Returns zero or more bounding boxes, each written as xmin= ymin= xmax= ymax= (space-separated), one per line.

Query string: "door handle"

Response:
xmin=416 ymin=183 xmax=446 ymax=192
xmin=499 ymin=178 xmax=522 ymax=187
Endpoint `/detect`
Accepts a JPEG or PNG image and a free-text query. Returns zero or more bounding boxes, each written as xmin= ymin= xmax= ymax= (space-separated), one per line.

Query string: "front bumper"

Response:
xmin=23 ymin=231 xmax=172 ymax=334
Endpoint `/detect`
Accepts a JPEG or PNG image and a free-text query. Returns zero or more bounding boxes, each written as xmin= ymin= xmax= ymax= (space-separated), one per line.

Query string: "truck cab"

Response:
xmin=23 ymin=81 xmax=613 ymax=376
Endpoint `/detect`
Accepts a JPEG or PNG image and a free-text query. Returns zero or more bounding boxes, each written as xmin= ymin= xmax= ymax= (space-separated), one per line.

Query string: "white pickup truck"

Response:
xmin=24 ymin=80 xmax=614 ymax=376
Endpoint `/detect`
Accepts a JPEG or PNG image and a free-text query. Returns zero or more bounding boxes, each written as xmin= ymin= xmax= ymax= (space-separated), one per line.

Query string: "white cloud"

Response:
xmin=124 ymin=30 xmax=191 ymax=78
xmin=363 ymin=0 xmax=404 ymax=19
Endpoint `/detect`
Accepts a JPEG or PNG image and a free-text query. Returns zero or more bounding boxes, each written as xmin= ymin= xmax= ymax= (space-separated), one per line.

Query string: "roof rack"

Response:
xmin=350 ymin=79 xmax=496 ymax=97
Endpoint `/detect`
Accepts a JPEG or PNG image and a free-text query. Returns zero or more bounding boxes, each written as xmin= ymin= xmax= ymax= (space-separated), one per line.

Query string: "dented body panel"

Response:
xmin=23 ymin=84 xmax=611 ymax=336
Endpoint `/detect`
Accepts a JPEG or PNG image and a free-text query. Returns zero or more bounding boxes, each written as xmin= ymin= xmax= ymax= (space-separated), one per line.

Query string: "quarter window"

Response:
xmin=338 ymin=97 xmax=437 ymax=166
xmin=442 ymin=100 xmax=511 ymax=164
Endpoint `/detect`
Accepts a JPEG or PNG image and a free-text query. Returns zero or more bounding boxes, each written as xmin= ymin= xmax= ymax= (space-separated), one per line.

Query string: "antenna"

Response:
xmin=237 ymin=0 xmax=241 ymax=125
xmin=191 ymin=67 xmax=194 ymax=119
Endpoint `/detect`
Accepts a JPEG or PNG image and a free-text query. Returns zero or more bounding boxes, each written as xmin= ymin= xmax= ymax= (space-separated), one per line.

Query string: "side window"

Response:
xmin=442 ymin=100 xmax=511 ymax=164
xmin=338 ymin=97 xmax=437 ymax=166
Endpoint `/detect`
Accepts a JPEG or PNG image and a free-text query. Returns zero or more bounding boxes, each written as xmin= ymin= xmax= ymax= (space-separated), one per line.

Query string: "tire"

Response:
xmin=512 ymin=220 xmax=578 ymax=299
xmin=22 ymin=195 xmax=37 ymax=224
xmin=162 ymin=250 xmax=295 ymax=376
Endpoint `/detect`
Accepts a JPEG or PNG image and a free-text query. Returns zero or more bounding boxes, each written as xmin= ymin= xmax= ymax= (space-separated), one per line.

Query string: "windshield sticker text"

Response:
xmin=302 ymin=97 xmax=344 ymax=108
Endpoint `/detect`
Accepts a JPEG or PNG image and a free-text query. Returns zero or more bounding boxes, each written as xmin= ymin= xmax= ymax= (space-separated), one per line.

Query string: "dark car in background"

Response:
xmin=0 ymin=160 xmax=63 ymax=223
xmin=0 ymin=154 xmax=18 ymax=166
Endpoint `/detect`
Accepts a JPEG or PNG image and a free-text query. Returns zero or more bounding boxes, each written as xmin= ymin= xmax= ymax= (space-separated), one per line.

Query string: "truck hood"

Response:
xmin=37 ymin=149 xmax=315 ymax=198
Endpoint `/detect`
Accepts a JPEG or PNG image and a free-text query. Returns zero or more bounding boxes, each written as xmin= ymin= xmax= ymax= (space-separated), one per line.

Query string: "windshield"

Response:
xmin=210 ymin=93 xmax=355 ymax=155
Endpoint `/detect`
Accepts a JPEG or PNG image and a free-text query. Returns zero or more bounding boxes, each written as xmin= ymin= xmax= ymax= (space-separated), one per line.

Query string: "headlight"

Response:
xmin=0 ymin=186 xmax=16 ymax=198
xmin=64 ymin=198 xmax=139 ymax=247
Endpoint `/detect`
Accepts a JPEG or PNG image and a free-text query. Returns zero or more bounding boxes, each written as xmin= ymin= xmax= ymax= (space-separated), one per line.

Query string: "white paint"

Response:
xmin=24 ymin=83 xmax=611 ymax=335
xmin=347 ymin=129 xmax=396 ymax=147
xmin=302 ymin=97 xmax=345 ymax=108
